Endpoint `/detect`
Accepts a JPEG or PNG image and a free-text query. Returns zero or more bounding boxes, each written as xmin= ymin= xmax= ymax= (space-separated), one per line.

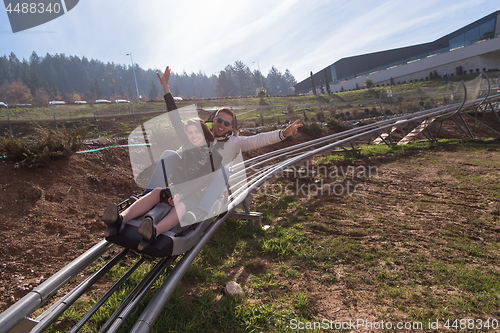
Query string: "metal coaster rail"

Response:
xmin=0 ymin=75 xmax=499 ymax=332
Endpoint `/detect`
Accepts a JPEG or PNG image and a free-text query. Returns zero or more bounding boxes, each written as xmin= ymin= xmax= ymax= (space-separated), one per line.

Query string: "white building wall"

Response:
xmin=329 ymin=37 xmax=500 ymax=93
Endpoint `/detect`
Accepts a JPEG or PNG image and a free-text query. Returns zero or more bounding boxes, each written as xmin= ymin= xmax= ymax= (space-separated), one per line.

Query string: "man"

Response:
xmin=211 ymin=107 xmax=301 ymax=156
xmin=158 ymin=66 xmax=302 ymax=223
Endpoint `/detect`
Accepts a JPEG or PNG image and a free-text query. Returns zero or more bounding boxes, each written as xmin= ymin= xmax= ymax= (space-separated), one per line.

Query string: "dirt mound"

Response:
xmin=0 ymin=147 xmax=140 ymax=310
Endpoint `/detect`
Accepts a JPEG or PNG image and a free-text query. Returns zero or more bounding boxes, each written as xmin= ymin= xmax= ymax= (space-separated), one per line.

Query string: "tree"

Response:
xmin=397 ymin=96 xmax=404 ymax=106
xmin=267 ymin=66 xmax=296 ymax=95
xmin=252 ymin=69 xmax=265 ymax=92
xmin=118 ymin=85 xmax=126 ymax=100
xmin=0 ymin=52 xmax=308 ymax=101
xmin=147 ymin=80 xmax=160 ymax=100
xmin=101 ymin=71 xmax=115 ymax=99
xmin=267 ymin=66 xmax=284 ymax=95
xmin=0 ymin=83 xmax=8 ymax=102
xmin=6 ymin=79 xmax=33 ymax=104
xmin=283 ymin=69 xmax=296 ymax=94
xmin=66 ymin=92 xmax=83 ymax=103
xmin=310 ymin=71 xmax=316 ymax=95
xmin=126 ymin=82 xmax=135 ymax=102
xmin=323 ymin=69 xmax=331 ymax=94
xmin=0 ymin=57 xmax=8 ymax=87
xmin=8 ymin=52 xmax=21 ymax=81
xmin=89 ymin=78 xmax=103 ymax=100
xmin=33 ymin=88 xmax=50 ymax=105
xmin=316 ymin=110 xmax=325 ymax=121
xmin=216 ymin=69 xmax=234 ymax=97
xmin=231 ymin=60 xmax=253 ymax=96
xmin=364 ymin=77 xmax=374 ymax=89
xmin=19 ymin=60 xmax=31 ymax=90
xmin=28 ymin=51 xmax=45 ymax=94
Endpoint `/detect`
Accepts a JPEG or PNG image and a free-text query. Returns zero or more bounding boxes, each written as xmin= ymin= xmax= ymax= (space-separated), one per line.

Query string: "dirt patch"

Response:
xmin=0 ymin=147 xmax=140 ymax=311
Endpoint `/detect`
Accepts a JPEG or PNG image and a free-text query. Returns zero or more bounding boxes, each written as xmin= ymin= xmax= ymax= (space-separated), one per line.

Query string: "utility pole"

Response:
xmin=126 ymin=53 xmax=141 ymax=102
xmin=253 ymin=61 xmax=264 ymax=88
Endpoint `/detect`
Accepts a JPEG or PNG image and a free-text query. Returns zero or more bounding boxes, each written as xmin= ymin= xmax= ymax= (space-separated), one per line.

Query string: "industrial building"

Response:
xmin=294 ymin=10 xmax=500 ymax=94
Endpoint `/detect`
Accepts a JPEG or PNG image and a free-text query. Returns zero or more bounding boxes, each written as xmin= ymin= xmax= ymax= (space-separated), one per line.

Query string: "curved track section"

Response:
xmin=1 ymin=76 xmax=500 ymax=333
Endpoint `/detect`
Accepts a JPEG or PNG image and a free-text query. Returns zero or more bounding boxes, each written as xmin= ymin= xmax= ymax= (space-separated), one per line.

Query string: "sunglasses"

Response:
xmin=214 ymin=117 xmax=232 ymax=127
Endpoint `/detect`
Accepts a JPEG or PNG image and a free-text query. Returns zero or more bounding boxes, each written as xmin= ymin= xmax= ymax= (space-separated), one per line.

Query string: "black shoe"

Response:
xmin=182 ymin=208 xmax=207 ymax=225
xmin=138 ymin=217 xmax=157 ymax=251
xmin=103 ymin=203 xmax=123 ymax=237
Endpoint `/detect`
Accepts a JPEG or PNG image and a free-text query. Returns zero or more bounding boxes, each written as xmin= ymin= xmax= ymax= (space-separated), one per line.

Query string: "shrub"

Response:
xmin=364 ymin=77 xmax=374 ymax=88
xmin=327 ymin=118 xmax=350 ymax=133
xmin=256 ymin=87 xmax=267 ymax=98
xmin=357 ymin=119 xmax=376 ymax=126
xmin=241 ymin=121 xmax=257 ymax=128
xmin=315 ymin=110 xmax=325 ymax=122
xmin=263 ymin=125 xmax=277 ymax=133
xmin=328 ymin=108 xmax=336 ymax=118
xmin=298 ymin=122 xmax=323 ymax=138
xmin=0 ymin=124 xmax=90 ymax=168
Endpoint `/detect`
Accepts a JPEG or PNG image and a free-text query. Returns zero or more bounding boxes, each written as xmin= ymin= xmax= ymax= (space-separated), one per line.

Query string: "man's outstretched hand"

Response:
xmin=283 ymin=119 xmax=303 ymax=137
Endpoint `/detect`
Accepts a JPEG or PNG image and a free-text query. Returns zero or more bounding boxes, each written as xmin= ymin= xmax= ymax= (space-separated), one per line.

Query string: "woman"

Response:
xmin=103 ymin=115 xmax=222 ymax=250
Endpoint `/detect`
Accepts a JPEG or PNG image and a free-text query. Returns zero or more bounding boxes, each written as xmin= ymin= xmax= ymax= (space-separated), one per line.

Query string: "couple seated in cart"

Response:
xmin=102 ymin=66 xmax=302 ymax=257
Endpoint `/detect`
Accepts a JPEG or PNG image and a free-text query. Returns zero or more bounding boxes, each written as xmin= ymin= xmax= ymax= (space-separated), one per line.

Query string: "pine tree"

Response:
xmin=324 ymin=69 xmax=331 ymax=94
xmin=310 ymin=71 xmax=316 ymax=95
xmin=89 ymin=78 xmax=103 ymax=100
xmin=147 ymin=80 xmax=160 ymax=100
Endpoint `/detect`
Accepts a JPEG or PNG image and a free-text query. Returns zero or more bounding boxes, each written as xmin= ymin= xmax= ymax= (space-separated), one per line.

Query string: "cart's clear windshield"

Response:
xmin=128 ymin=104 xmax=246 ymax=225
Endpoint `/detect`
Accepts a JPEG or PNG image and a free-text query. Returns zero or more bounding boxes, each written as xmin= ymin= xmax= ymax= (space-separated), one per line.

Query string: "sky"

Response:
xmin=1 ymin=0 xmax=499 ymax=82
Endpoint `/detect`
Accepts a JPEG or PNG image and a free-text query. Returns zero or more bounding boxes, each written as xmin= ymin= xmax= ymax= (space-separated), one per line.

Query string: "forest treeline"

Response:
xmin=0 ymin=51 xmax=297 ymax=105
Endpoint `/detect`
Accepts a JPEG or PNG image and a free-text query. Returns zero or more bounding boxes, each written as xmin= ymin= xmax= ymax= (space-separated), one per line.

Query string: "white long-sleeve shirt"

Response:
xmin=215 ymin=130 xmax=284 ymax=167
xmin=164 ymin=92 xmax=286 ymax=167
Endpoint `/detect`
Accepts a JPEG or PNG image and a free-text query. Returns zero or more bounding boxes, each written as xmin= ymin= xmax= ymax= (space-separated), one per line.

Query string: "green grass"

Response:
xmin=315 ymin=138 xmax=500 ymax=164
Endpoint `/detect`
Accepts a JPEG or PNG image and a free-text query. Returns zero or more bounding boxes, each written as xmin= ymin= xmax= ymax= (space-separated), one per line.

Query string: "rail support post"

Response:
xmin=230 ymin=194 xmax=263 ymax=228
